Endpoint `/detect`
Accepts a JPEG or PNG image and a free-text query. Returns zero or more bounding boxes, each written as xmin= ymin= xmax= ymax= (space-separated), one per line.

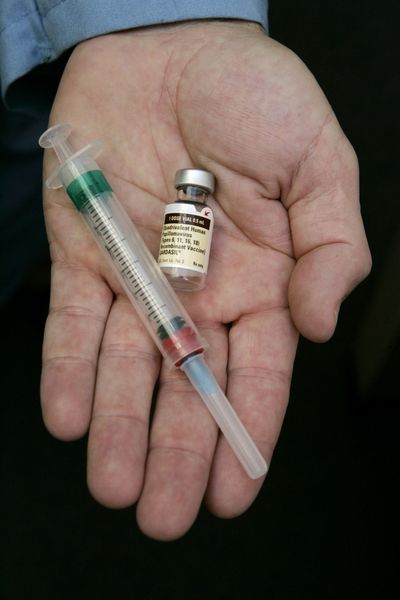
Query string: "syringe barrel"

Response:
xmin=42 ymin=137 xmax=267 ymax=479
xmin=57 ymin=159 xmax=205 ymax=366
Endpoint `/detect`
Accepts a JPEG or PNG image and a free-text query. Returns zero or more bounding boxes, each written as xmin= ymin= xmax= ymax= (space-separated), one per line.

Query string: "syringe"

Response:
xmin=39 ymin=124 xmax=267 ymax=480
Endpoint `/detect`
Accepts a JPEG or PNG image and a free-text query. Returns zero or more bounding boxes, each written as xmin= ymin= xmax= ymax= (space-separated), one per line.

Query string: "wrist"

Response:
xmin=124 ymin=19 xmax=265 ymax=36
xmin=76 ymin=18 xmax=265 ymax=50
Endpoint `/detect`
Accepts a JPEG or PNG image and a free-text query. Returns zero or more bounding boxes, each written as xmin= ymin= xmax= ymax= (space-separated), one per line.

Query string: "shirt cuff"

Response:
xmin=0 ymin=0 xmax=268 ymax=100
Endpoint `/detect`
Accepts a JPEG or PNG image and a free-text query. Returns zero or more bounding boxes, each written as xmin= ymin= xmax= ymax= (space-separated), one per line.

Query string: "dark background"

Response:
xmin=1 ymin=1 xmax=398 ymax=598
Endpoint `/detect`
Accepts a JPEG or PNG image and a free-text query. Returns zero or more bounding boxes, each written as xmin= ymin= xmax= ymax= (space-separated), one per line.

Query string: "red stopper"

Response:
xmin=162 ymin=326 xmax=204 ymax=366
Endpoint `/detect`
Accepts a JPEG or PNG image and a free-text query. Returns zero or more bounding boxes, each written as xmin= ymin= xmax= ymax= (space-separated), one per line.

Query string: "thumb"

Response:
xmin=285 ymin=118 xmax=371 ymax=342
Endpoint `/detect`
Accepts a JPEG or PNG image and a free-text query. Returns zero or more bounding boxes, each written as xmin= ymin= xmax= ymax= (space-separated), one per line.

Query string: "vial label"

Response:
xmin=158 ymin=203 xmax=214 ymax=274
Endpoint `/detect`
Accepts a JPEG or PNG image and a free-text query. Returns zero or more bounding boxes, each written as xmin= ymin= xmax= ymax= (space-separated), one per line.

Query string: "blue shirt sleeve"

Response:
xmin=0 ymin=1 xmax=268 ymax=100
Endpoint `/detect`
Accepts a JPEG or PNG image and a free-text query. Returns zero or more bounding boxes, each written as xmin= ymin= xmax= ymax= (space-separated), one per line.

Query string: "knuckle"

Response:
xmin=99 ymin=342 xmax=158 ymax=364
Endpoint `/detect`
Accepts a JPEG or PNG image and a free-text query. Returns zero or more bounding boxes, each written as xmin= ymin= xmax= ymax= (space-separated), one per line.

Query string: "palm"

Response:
xmin=42 ymin=22 xmax=370 ymax=539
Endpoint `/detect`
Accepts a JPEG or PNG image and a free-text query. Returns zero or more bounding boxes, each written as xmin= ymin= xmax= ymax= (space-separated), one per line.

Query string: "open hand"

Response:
xmin=41 ymin=21 xmax=371 ymax=539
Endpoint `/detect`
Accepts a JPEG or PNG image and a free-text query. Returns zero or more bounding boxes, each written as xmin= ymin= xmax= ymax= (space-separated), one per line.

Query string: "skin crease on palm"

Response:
xmin=40 ymin=20 xmax=371 ymax=540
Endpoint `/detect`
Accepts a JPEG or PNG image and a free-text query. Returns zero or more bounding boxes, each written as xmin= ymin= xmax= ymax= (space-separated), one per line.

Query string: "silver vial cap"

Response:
xmin=175 ymin=168 xmax=215 ymax=194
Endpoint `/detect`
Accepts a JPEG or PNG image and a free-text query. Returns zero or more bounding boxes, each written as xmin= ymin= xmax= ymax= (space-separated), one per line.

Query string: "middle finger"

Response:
xmin=136 ymin=321 xmax=228 ymax=540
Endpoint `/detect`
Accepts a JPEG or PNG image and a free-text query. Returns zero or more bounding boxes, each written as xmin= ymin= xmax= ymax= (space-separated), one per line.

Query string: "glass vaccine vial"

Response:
xmin=158 ymin=168 xmax=215 ymax=291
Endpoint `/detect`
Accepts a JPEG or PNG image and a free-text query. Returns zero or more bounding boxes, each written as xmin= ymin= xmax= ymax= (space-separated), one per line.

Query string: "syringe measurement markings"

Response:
xmin=115 ymin=251 xmax=166 ymax=324
xmin=86 ymin=203 xmax=168 ymax=325
xmin=111 ymin=252 xmax=166 ymax=325
xmin=149 ymin=304 xmax=169 ymax=325
xmin=85 ymin=200 xmax=168 ymax=326
xmin=107 ymin=241 xmax=118 ymax=252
